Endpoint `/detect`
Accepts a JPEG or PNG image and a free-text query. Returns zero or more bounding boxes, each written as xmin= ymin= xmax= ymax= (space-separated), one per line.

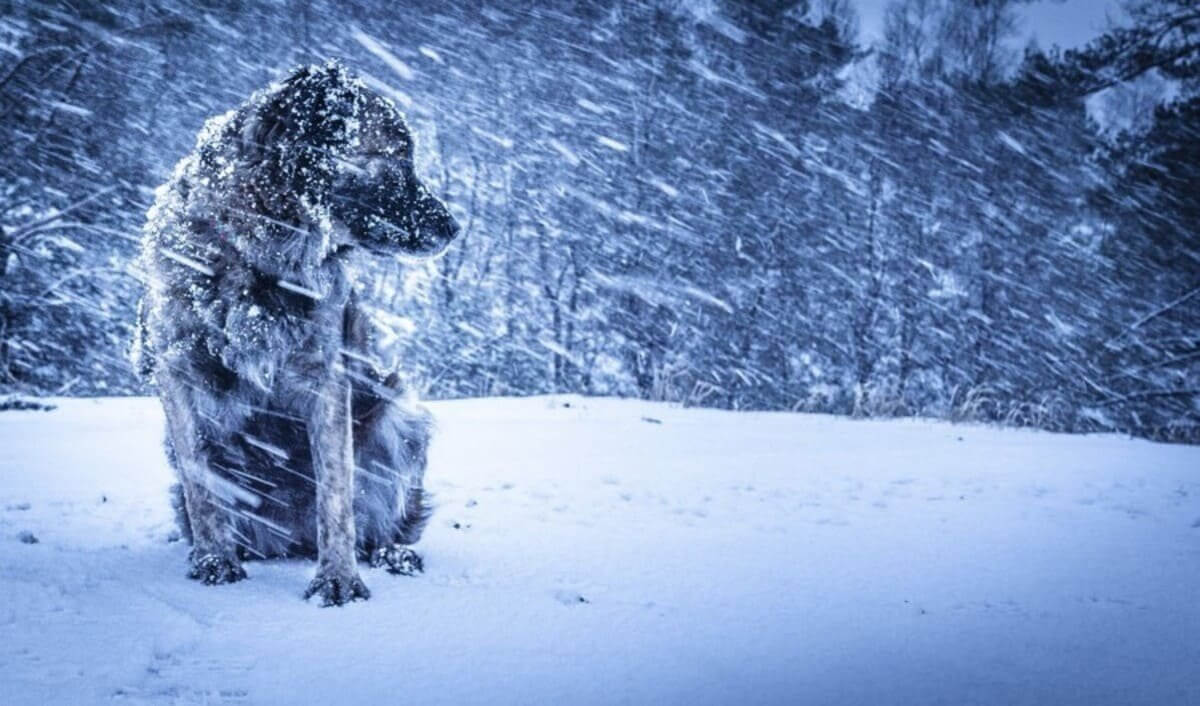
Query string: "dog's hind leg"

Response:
xmin=367 ymin=542 xmax=424 ymax=575
xmin=351 ymin=372 xmax=433 ymax=576
xmin=160 ymin=377 xmax=247 ymax=585
xmin=364 ymin=476 xmax=432 ymax=577
xmin=304 ymin=375 xmax=370 ymax=606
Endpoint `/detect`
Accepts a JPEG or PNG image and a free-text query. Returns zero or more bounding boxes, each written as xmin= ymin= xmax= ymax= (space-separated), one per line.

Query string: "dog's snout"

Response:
xmin=444 ymin=210 xmax=461 ymax=241
xmin=405 ymin=190 xmax=458 ymax=256
xmin=328 ymin=148 xmax=458 ymax=259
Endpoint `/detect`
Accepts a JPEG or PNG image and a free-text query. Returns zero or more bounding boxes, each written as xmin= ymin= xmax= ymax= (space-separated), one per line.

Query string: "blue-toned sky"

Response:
xmin=853 ymin=0 xmax=1122 ymax=49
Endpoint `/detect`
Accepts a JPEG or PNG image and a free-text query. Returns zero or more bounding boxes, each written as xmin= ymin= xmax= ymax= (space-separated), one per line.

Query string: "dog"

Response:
xmin=132 ymin=61 xmax=459 ymax=606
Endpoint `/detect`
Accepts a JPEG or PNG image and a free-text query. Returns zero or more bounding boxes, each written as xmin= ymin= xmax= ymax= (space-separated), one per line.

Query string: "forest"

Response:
xmin=1 ymin=0 xmax=1197 ymax=442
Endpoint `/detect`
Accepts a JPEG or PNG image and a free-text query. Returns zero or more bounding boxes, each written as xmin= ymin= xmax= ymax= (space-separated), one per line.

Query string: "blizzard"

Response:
xmin=2 ymin=396 xmax=1197 ymax=705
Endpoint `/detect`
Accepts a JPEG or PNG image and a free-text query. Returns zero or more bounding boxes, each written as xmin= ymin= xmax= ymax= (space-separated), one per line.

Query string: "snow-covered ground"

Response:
xmin=1 ymin=396 xmax=1197 ymax=705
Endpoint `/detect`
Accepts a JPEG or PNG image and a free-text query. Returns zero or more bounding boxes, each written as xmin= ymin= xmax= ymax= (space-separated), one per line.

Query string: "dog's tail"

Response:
xmin=352 ymin=372 xmax=434 ymax=551
xmin=165 ymin=432 xmax=194 ymax=545
xmin=130 ymin=296 xmax=156 ymax=381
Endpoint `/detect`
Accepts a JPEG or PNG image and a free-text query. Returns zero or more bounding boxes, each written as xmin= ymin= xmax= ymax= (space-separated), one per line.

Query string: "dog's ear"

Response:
xmin=244 ymin=115 xmax=277 ymax=162
xmin=243 ymin=64 xmax=357 ymax=159
xmin=239 ymin=65 xmax=321 ymax=162
xmin=240 ymin=96 xmax=288 ymax=163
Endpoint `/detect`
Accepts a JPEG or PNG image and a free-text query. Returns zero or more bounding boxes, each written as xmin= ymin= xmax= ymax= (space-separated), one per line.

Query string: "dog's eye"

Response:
xmin=334 ymin=156 xmax=368 ymax=177
xmin=364 ymin=156 xmax=392 ymax=178
xmin=334 ymin=153 xmax=392 ymax=179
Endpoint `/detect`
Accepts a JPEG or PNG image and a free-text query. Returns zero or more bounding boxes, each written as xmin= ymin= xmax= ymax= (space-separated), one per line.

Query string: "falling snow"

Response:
xmin=0 ymin=1 xmax=1198 ymax=702
xmin=1 ymin=0 xmax=1194 ymax=442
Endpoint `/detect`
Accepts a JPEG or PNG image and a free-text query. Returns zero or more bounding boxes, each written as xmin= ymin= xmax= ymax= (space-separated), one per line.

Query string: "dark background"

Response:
xmin=1 ymin=0 xmax=1197 ymax=441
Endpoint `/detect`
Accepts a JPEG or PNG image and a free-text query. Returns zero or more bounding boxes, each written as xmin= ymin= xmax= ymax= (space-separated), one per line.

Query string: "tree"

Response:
xmin=1065 ymin=0 xmax=1200 ymax=440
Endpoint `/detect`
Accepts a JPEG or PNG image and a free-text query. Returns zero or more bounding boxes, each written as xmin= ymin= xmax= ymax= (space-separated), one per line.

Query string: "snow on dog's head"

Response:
xmin=184 ymin=60 xmax=458 ymax=268
xmin=136 ymin=60 xmax=458 ymax=383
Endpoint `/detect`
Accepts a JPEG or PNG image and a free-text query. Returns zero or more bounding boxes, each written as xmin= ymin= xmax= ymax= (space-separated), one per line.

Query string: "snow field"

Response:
xmin=1 ymin=396 xmax=1198 ymax=705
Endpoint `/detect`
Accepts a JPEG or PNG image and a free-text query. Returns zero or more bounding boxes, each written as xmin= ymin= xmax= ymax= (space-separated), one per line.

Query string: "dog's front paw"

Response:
xmin=304 ymin=568 xmax=370 ymax=607
xmin=187 ymin=552 xmax=247 ymax=585
xmin=369 ymin=544 xmax=424 ymax=576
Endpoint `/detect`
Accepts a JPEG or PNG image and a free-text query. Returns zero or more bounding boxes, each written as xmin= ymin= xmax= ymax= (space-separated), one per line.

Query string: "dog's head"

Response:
xmin=236 ymin=61 xmax=458 ymax=258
